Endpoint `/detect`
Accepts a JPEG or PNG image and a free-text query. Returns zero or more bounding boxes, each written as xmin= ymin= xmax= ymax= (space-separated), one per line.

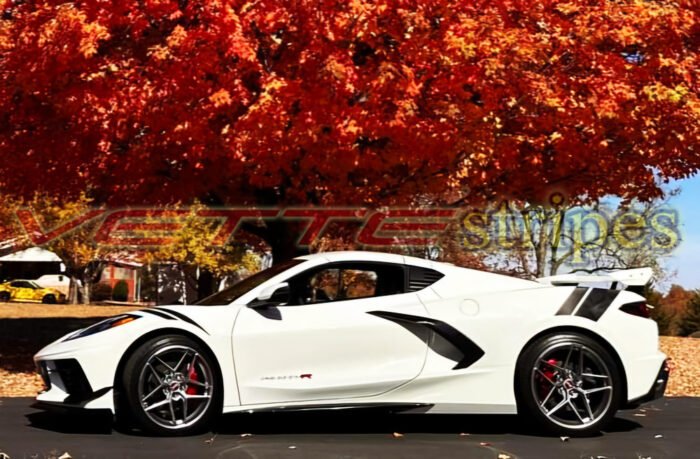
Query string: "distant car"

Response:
xmin=34 ymin=274 xmax=71 ymax=296
xmin=33 ymin=251 xmax=667 ymax=436
xmin=0 ymin=279 xmax=67 ymax=304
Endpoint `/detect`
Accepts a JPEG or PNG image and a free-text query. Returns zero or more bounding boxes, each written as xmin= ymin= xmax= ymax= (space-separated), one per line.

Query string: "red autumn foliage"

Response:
xmin=0 ymin=0 xmax=697 ymax=209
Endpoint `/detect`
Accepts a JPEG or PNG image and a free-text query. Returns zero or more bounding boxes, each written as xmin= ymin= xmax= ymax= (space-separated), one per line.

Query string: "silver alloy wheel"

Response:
xmin=137 ymin=344 xmax=214 ymax=430
xmin=531 ymin=342 xmax=613 ymax=430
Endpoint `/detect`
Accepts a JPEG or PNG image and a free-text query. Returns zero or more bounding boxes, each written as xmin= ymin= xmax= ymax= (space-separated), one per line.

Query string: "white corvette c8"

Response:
xmin=33 ymin=251 xmax=668 ymax=436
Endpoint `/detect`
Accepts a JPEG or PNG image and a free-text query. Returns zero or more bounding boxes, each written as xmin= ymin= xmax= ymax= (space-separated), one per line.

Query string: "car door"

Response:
xmin=10 ymin=281 xmax=34 ymax=301
xmin=232 ymin=262 xmax=430 ymax=405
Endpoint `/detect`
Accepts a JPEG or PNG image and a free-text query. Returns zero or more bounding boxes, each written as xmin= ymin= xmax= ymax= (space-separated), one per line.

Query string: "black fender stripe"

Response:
xmin=154 ymin=307 xmax=209 ymax=335
xmin=367 ymin=311 xmax=485 ymax=370
xmin=139 ymin=309 xmax=176 ymax=320
xmin=574 ymin=288 xmax=620 ymax=321
xmin=555 ymin=287 xmax=620 ymax=321
xmin=556 ymin=287 xmax=588 ymax=316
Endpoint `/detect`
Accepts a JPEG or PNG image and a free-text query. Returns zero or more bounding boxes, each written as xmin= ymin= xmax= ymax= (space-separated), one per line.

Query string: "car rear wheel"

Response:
xmin=121 ymin=335 xmax=221 ymax=436
xmin=0 ymin=291 xmax=10 ymax=302
xmin=515 ymin=332 xmax=622 ymax=436
xmin=42 ymin=294 xmax=56 ymax=304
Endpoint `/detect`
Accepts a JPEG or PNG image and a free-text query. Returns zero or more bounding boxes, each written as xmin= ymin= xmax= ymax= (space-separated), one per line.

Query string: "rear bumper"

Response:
xmin=624 ymin=359 xmax=669 ymax=408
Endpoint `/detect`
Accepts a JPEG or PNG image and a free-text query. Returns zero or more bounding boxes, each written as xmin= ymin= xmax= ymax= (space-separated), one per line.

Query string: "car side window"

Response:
xmin=289 ymin=263 xmax=402 ymax=305
xmin=308 ymin=268 xmax=340 ymax=303
xmin=10 ymin=281 xmax=26 ymax=288
xmin=341 ymin=269 xmax=377 ymax=299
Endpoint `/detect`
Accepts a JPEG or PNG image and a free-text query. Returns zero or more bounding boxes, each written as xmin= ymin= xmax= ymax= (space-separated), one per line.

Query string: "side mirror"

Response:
xmin=250 ymin=282 xmax=290 ymax=308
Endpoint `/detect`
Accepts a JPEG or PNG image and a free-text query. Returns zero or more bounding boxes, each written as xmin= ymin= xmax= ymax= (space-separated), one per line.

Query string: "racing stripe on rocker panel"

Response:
xmin=574 ymin=288 xmax=621 ymax=321
xmin=555 ymin=287 xmax=589 ymax=316
xmin=367 ymin=311 xmax=485 ymax=370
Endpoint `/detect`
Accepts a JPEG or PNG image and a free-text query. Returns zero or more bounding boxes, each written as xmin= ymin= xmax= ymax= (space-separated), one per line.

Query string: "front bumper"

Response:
xmin=35 ymin=358 xmax=114 ymax=411
xmin=625 ymin=359 xmax=670 ymax=408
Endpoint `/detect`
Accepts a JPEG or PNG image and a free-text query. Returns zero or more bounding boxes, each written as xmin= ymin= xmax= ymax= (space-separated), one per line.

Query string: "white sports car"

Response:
xmin=33 ymin=251 xmax=669 ymax=436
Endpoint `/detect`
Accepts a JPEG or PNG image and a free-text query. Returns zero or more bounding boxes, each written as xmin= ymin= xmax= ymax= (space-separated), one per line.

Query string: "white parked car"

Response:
xmin=33 ymin=251 xmax=668 ymax=436
xmin=34 ymin=274 xmax=71 ymax=296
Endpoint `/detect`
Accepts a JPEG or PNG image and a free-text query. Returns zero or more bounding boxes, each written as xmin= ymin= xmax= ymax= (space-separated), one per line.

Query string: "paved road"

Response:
xmin=0 ymin=397 xmax=697 ymax=458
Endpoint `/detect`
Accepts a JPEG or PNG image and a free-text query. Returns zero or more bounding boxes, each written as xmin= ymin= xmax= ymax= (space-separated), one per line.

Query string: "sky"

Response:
xmin=665 ymin=176 xmax=700 ymax=291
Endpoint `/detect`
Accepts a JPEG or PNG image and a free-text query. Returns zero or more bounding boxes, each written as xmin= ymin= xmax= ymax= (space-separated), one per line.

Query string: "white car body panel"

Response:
xmin=232 ymin=292 xmax=429 ymax=404
xmin=34 ymin=251 xmax=666 ymax=420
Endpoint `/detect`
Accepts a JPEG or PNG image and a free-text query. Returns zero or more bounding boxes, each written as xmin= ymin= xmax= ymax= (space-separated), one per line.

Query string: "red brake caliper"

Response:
xmin=540 ymin=359 xmax=558 ymax=399
xmin=186 ymin=364 xmax=199 ymax=395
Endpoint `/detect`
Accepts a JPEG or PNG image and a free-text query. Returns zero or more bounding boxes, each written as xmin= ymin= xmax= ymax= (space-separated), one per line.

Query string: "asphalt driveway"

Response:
xmin=0 ymin=397 xmax=697 ymax=458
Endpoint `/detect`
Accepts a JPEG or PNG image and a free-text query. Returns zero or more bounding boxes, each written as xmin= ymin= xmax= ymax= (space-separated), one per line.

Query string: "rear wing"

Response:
xmin=537 ymin=268 xmax=654 ymax=289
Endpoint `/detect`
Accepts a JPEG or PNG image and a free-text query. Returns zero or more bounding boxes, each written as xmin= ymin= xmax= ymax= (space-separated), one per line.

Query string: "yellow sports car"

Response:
xmin=0 ymin=280 xmax=66 ymax=304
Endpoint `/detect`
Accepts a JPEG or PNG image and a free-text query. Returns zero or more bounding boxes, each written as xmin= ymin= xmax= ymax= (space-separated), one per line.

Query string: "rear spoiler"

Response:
xmin=537 ymin=268 xmax=654 ymax=289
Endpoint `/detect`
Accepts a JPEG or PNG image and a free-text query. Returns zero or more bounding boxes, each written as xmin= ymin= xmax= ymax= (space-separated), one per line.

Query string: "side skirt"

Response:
xmin=223 ymin=402 xmax=432 ymax=414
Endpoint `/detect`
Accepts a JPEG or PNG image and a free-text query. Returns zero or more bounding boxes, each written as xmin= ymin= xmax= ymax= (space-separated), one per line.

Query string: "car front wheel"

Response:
xmin=516 ymin=332 xmax=622 ymax=436
xmin=42 ymin=294 xmax=56 ymax=304
xmin=121 ymin=335 xmax=221 ymax=436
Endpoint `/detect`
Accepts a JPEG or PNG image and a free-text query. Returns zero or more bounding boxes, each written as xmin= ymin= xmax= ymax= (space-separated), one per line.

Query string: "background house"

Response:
xmin=96 ymin=260 xmax=143 ymax=303
xmin=0 ymin=246 xmax=64 ymax=283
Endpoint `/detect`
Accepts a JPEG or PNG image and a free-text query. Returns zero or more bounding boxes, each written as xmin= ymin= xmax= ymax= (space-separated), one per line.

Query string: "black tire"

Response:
xmin=515 ymin=332 xmax=622 ymax=436
xmin=42 ymin=294 xmax=56 ymax=304
xmin=0 ymin=291 xmax=10 ymax=302
xmin=120 ymin=335 xmax=222 ymax=436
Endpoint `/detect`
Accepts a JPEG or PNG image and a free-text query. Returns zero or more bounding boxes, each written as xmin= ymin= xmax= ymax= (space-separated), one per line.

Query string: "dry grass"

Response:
xmin=0 ymin=302 xmax=137 ymax=319
xmin=1 ymin=303 xmax=698 ymax=398
xmin=659 ymin=336 xmax=700 ymax=396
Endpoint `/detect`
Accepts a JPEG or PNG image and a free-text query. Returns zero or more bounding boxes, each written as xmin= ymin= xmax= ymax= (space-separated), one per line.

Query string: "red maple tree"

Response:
xmin=0 ymin=0 xmax=698 ymax=258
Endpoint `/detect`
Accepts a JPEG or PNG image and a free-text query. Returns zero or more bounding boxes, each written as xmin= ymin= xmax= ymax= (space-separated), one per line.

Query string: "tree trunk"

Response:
xmin=81 ymin=281 xmax=91 ymax=305
xmin=68 ymin=276 xmax=80 ymax=304
xmin=534 ymin=215 xmax=549 ymax=278
xmin=197 ymin=269 xmax=216 ymax=300
xmin=267 ymin=220 xmax=309 ymax=264
xmin=242 ymin=219 xmax=309 ymax=265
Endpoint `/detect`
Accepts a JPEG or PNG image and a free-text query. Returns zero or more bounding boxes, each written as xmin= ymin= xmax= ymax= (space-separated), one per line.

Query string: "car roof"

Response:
xmin=295 ymin=250 xmax=436 ymax=268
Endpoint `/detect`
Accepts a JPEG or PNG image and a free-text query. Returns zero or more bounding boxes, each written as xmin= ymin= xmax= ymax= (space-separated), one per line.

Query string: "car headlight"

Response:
xmin=64 ymin=314 xmax=140 ymax=341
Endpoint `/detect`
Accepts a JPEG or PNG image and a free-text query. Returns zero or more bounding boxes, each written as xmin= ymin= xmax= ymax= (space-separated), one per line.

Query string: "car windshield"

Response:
xmin=195 ymin=259 xmax=304 ymax=306
xmin=28 ymin=281 xmax=42 ymax=289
